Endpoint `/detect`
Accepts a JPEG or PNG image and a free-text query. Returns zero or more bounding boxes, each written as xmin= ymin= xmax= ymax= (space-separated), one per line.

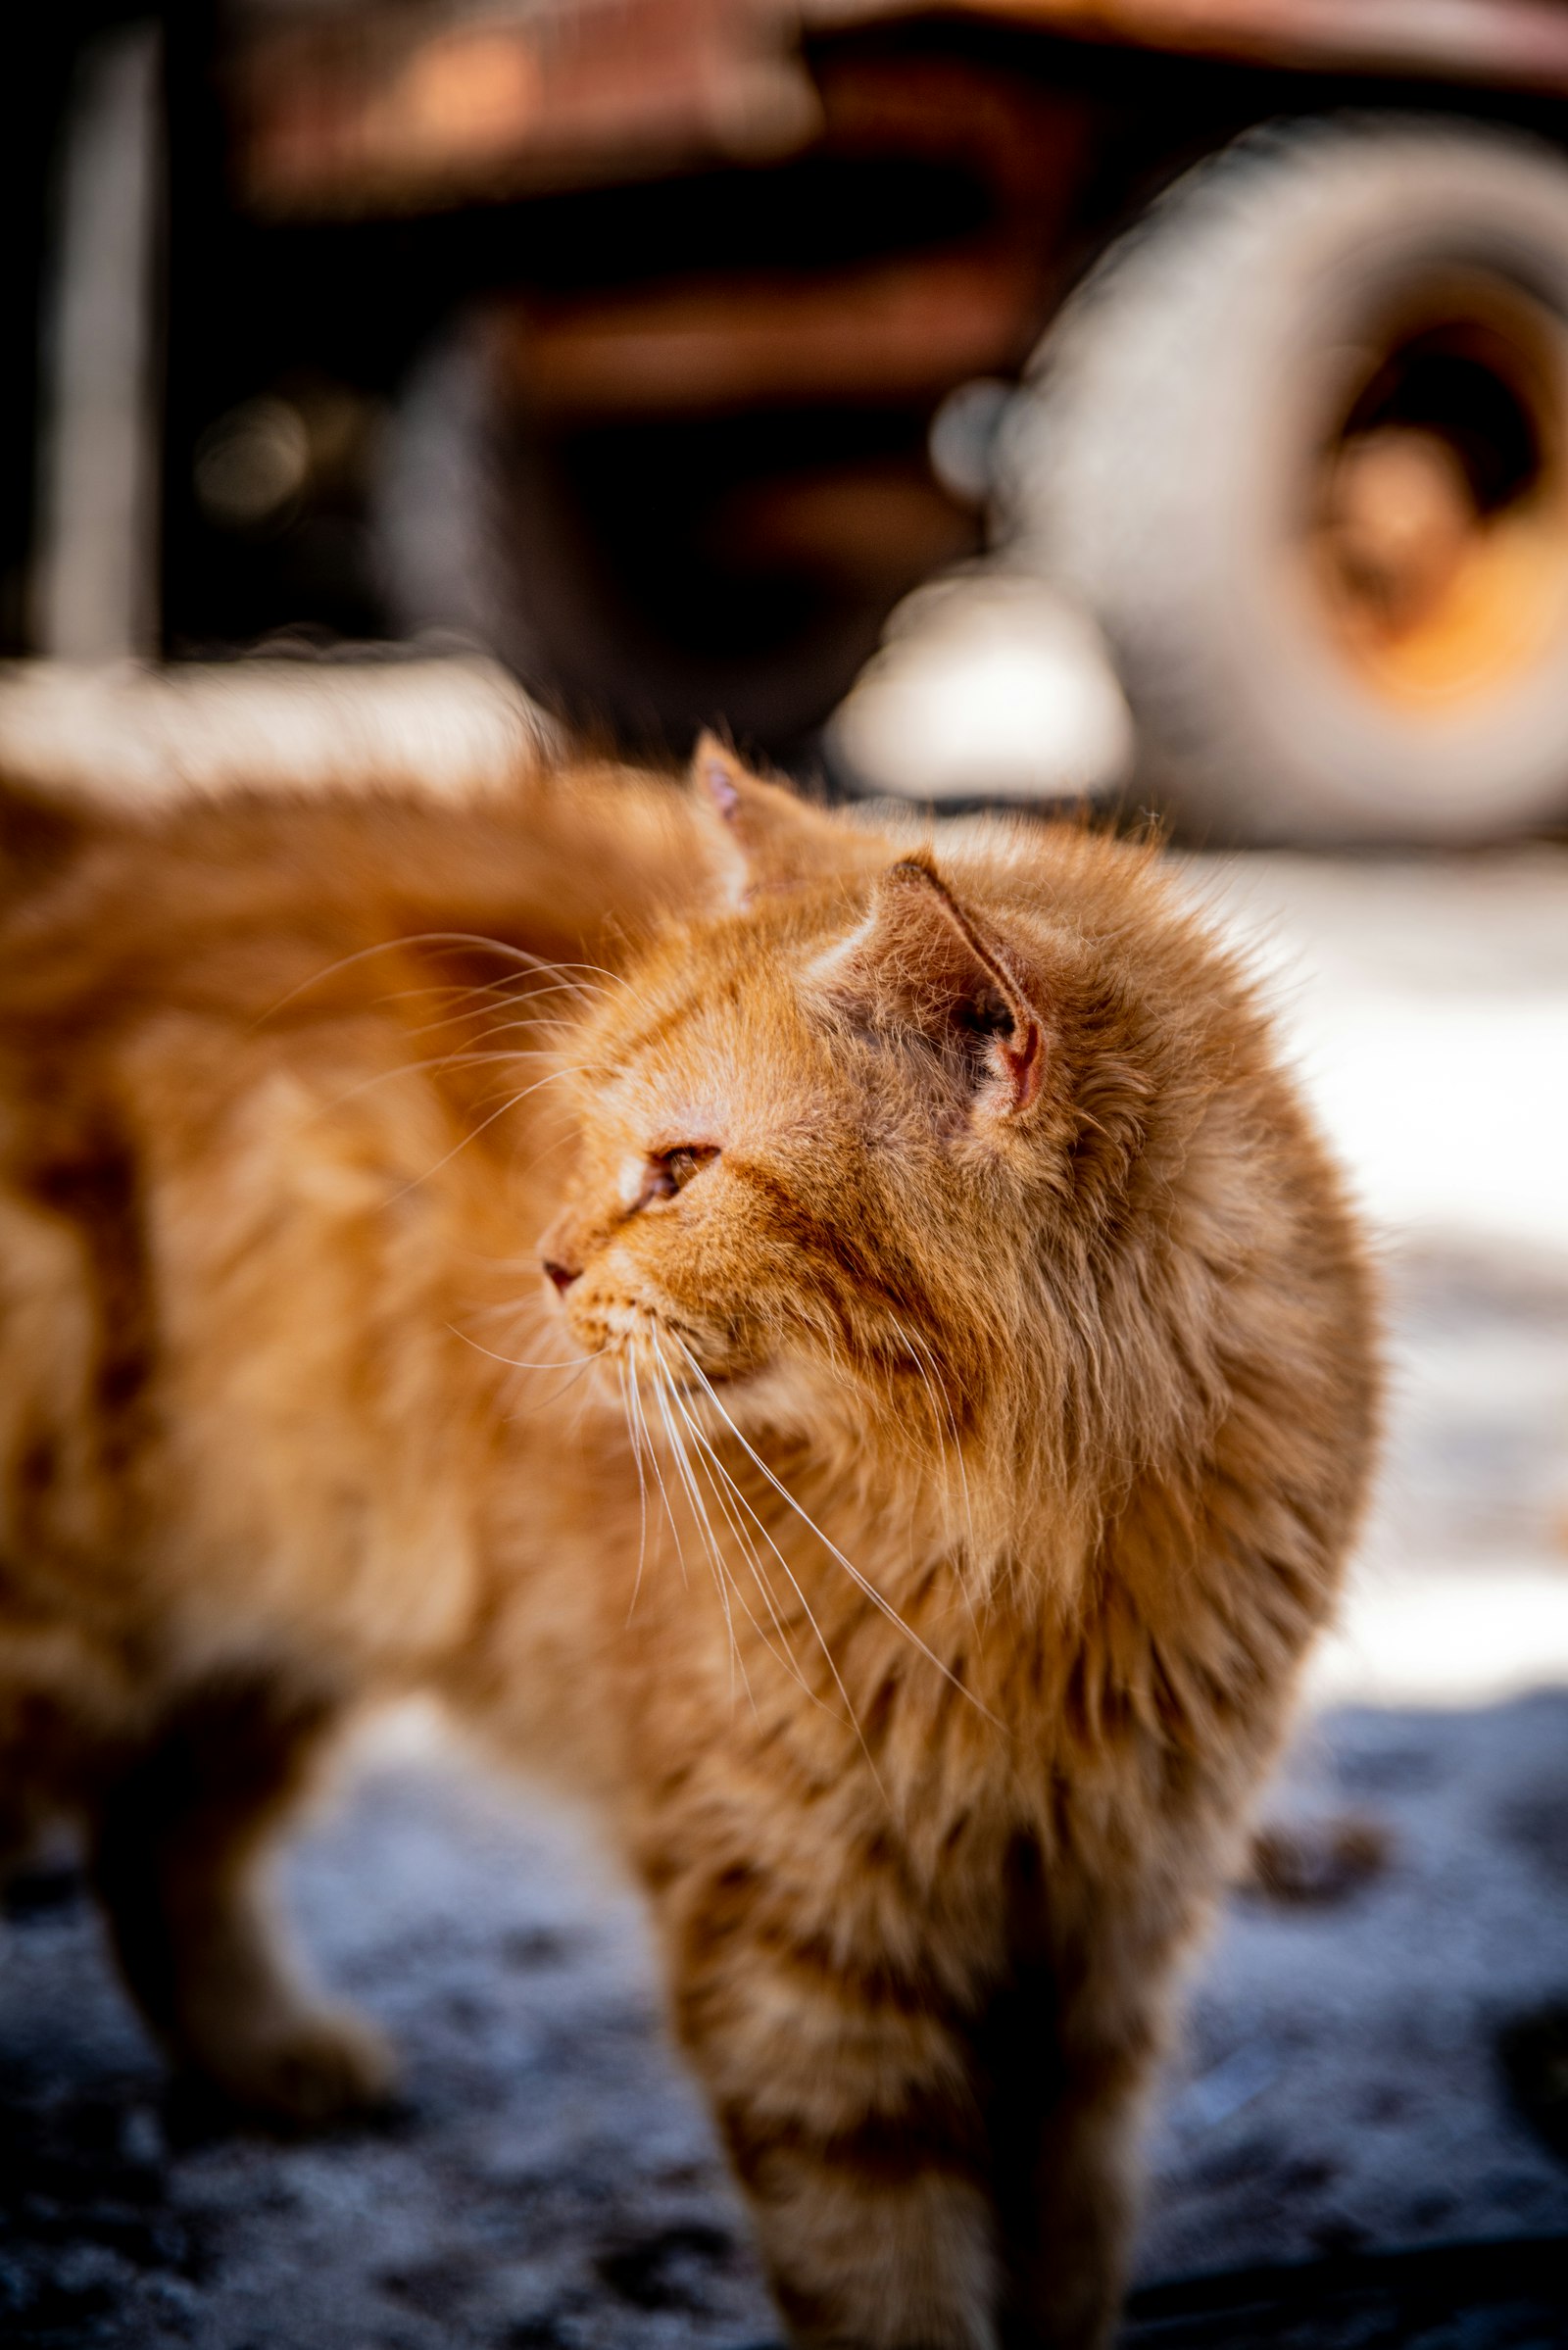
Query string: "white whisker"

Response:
xmin=671 ymin=1337 xmax=994 ymax=1724
xmin=391 ymin=1067 xmax=583 ymax=1195
xmin=401 ymin=979 xmax=612 ymax=1044
xmin=650 ymin=1355 xmax=755 ymax=1713
xmin=255 ymin=933 xmax=622 ymax=1029
xmin=449 ymin=1326 xmax=608 ymax=1373
xmin=627 ymin=1349 xmax=687 ymax=1592
xmin=657 ymin=1366 xmax=797 ymax=1657
xmin=659 ymin=1362 xmax=856 ymax=1731
xmin=620 ymin=1357 xmax=652 ymax=1626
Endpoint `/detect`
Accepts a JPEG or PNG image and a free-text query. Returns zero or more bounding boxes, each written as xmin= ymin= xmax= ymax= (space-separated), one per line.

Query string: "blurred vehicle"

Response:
xmin=24 ymin=0 xmax=1568 ymax=836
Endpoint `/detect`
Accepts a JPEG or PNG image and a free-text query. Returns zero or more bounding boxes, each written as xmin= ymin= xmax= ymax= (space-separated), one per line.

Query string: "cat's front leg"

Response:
xmin=655 ymin=1846 xmax=1004 ymax=2350
xmin=995 ymin=2048 xmax=1148 ymax=2350
xmin=990 ymin=1916 xmax=1171 ymax=2350
xmin=91 ymin=1676 xmax=393 ymax=2127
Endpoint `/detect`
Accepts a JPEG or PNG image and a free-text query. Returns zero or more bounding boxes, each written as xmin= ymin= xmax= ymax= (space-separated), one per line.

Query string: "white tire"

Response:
xmin=1000 ymin=119 xmax=1568 ymax=843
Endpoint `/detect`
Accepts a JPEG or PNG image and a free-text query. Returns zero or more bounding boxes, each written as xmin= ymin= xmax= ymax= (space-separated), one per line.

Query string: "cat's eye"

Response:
xmin=639 ymin=1145 xmax=719 ymax=1206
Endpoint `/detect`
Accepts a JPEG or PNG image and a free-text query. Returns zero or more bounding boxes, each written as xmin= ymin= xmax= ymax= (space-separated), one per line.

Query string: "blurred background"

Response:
xmin=17 ymin=0 xmax=1568 ymax=830
xmin=4 ymin=6 xmax=1568 ymax=2347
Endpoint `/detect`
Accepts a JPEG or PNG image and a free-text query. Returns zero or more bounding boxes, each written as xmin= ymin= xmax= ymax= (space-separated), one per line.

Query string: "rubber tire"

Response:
xmin=998 ymin=118 xmax=1568 ymax=844
xmin=374 ymin=314 xmax=890 ymax=751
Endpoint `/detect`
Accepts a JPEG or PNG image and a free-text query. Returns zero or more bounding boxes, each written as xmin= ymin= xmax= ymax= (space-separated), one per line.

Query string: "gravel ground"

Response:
xmin=3 ymin=852 xmax=1566 ymax=2349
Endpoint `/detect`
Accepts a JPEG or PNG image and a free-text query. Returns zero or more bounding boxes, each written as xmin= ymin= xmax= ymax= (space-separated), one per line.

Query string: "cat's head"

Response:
xmin=538 ymin=740 xmax=1176 ymax=1501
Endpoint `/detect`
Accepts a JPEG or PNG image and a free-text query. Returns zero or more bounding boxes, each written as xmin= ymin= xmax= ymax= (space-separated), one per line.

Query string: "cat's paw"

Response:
xmin=204 ymin=2003 xmax=397 ymax=2128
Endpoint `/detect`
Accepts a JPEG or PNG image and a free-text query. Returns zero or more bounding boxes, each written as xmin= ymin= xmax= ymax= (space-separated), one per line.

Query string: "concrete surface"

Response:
xmin=3 ymin=849 xmax=1567 ymax=2349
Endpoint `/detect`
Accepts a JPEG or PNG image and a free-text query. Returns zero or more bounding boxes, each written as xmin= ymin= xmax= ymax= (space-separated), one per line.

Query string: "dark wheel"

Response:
xmin=373 ymin=310 xmax=941 ymax=753
xmin=1000 ymin=120 xmax=1568 ymax=843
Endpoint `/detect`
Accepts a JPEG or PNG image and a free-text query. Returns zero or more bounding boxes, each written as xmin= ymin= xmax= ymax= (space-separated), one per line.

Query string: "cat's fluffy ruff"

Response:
xmin=0 ymin=745 xmax=1378 ymax=2349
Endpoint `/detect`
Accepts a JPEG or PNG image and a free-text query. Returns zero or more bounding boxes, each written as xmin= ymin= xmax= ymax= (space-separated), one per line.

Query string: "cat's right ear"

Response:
xmin=690 ymin=734 xmax=860 ymax=908
xmin=817 ymin=856 xmax=1048 ymax=1122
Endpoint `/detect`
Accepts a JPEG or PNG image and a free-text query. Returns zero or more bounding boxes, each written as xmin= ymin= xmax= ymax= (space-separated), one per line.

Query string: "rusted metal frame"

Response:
xmin=811 ymin=0 xmax=1568 ymax=96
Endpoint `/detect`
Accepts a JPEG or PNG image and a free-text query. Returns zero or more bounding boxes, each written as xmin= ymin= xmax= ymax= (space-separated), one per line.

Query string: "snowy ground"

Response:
xmin=2 ymin=848 xmax=1566 ymax=2349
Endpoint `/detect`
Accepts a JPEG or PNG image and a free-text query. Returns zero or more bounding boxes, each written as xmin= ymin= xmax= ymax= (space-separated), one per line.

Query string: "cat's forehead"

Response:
xmin=582 ymin=936 xmax=826 ymax=1138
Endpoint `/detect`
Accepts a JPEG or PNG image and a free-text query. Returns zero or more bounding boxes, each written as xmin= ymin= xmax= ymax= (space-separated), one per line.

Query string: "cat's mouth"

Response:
xmin=576 ymin=1297 xmax=752 ymax=1397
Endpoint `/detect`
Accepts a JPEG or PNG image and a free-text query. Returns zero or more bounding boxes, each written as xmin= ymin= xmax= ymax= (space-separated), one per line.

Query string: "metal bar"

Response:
xmin=33 ymin=21 xmax=164 ymax=662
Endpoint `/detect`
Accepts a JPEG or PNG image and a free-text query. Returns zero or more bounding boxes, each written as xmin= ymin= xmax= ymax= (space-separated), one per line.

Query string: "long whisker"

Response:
xmin=302 ymin=1047 xmax=584 ymax=1128
xmin=512 ymin=1128 xmax=582 ymax=1186
xmin=650 ymin=1355 xmax=753 ymax=1712
xmin=656 ymin=1359 xmax=891 ymax=1804
xmin=620 ymin=1357 xmax=652 ymax=1626
xmin=658 ymin=1368 xmax=797 ymax=1659
xmin=627 ymin=1350 xmax=687 ymax=1592
xmin=400 ymin=984 xmax=612 ymax=1049
xmin=648 ymin=1346 xmax=804 ymax=1715
xmin=397 ymin=1047 xmax=569 ymax=1079
xmin=661 ymin=1367 xmax=855 ymax=1729
xmin=446 ymin=1316 xmax=607 ymax=1417
xmin=391 ymin=1067 xmax=583 ymax=1196
xmin=466 ymin=1289 xmax=575 ymax=1322
xmin=254 ymin=933 xmax=624 ymax=1029
xmin=671 ymin=1337 xmax=994 ymax=1723
xmin=449 ymin=1326 xmax=608 ymax=1373
xmin=507 ymin=1355 xmax=601 ymax=1417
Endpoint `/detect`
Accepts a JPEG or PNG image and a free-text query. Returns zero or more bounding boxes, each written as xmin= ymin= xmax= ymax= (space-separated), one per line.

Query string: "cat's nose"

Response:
xmin=543 ymin=1258 xmax=581 ymax=1295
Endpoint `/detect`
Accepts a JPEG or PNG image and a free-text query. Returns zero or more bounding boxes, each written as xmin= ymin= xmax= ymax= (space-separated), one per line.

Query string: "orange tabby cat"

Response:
xmin=0 ymin=739 xmax=1378 ymax=2349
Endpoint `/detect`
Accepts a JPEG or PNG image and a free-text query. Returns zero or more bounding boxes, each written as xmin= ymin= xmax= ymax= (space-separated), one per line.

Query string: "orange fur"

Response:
xmin=0 ymin=741 xmax=1379 ymax=2346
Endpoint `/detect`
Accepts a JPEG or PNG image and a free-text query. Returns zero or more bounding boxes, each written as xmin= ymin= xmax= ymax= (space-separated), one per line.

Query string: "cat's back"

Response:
xmin=0 ymin=760 xmax=693 ymax=1704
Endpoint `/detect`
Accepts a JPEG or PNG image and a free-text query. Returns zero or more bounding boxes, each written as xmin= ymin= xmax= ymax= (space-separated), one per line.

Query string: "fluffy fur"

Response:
xmin=0 ymin=741 xmax=1379 ymax=2348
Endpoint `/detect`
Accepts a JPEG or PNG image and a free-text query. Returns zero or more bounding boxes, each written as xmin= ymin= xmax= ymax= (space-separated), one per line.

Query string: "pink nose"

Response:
xmin=543 ymin=1258 xmax=580 ymax=1295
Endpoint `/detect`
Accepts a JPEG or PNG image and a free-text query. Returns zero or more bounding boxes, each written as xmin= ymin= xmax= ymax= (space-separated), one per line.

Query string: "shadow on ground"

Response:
xmin=2 ymin=1681 xmax=1566 ymax=2350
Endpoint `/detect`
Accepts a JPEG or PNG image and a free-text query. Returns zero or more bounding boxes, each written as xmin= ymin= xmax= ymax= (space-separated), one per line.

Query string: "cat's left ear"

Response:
xmin=820 ymin=856 xmax=1047 ymax=1120
xmin=691 ymin=733 xmax=863 ymax=906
